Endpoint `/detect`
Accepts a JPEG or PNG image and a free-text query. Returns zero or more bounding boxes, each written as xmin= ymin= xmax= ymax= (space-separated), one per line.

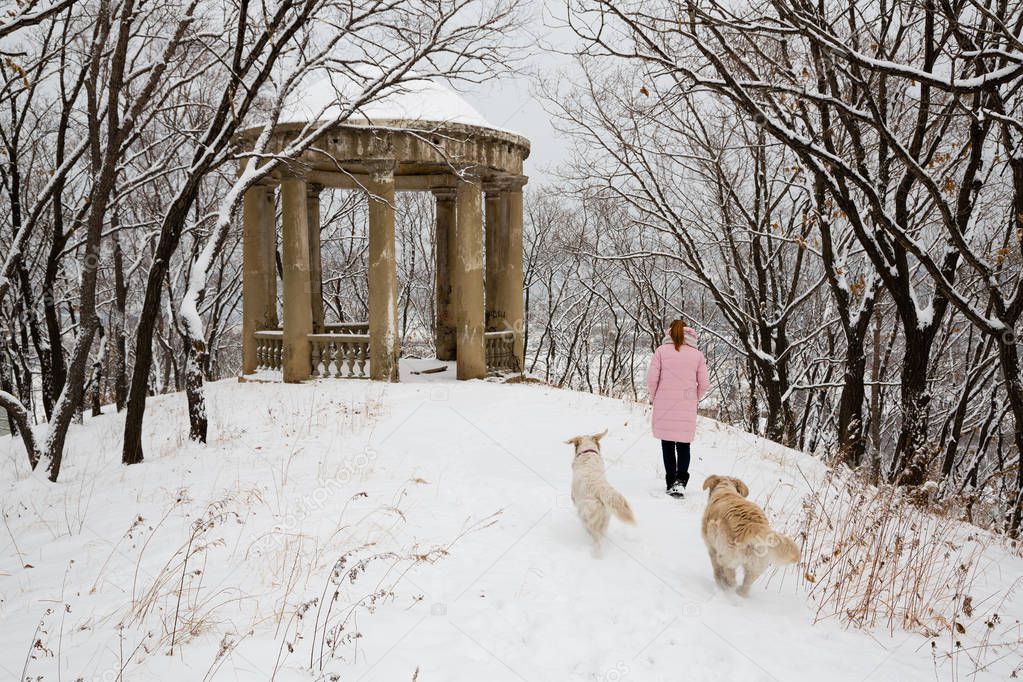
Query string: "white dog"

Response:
xmin=564 ymin=429 xmax=636 ymax=556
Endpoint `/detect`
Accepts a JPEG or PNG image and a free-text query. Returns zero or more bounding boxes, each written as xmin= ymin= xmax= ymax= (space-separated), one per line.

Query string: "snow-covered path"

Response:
xmin=340 ymin=364 xmax=921 ymax=682
xmin=1 ymin=361 xmax=1018 ymax=681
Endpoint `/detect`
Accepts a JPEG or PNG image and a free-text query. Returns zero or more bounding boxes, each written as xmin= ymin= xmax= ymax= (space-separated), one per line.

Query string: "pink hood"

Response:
xmin=661 ymin=326 xmax=700 ymax=348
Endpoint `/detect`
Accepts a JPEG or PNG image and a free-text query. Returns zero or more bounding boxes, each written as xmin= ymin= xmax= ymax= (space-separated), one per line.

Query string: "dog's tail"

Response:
xmin=596 ymin=482 xmax=636 ymax=524
xmin=766 ymin=531 xmax=800 ymax=565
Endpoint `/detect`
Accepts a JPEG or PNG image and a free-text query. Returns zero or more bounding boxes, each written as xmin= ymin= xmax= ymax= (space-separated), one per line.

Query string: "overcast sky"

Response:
xmin=457 ymin=0 xmax=580 ymax=186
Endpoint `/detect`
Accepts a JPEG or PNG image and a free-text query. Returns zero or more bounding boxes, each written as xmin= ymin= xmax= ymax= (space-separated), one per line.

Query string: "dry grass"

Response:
xmin=796 ymin=469 xmax=986 ymax=634
xmin=94 ymin=476 xmax=500 ymax=679
xmin=269 ymin=510 xmax=501 ymax=679
xmin=121 ymin=494 xmax=245 ymax=652
xmin=792 ymin=468 xmax=1023 ymax=679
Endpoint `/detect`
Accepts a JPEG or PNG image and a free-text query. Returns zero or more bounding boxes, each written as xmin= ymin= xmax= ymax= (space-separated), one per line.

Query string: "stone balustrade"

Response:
xmin=309 ymin=333 xmax=371 ymax=379
xmin=484 ymin=330 xmax=517 ymax=372
xmin=254 ymin=330 xmax=284 ymax=371
xmin=253 ymin=324 xmax=515 ymax=379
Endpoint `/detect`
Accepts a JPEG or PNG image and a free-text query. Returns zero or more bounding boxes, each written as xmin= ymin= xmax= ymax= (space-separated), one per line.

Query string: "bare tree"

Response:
xmin=0 ymin=0 xmax=519 ymax=479
xmin=566 ymin=0 xmax=1023 ymax=530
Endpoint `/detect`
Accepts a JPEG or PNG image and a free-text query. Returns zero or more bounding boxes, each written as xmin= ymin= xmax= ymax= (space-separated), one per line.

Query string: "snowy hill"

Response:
xmin=1 ymin=360 xmax=1020 ymax=681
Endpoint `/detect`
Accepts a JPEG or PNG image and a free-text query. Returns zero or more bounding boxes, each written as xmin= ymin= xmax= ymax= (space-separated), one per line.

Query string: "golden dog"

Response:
xmin=701 ymin=475 xmax=800 ymax=596
xmin=564 ymin=430 xmax=636 ymax=557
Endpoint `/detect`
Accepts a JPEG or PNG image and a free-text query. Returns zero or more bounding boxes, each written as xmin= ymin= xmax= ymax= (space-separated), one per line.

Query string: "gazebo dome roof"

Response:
xmin=280 ymin=75 xmax=503 ymax=132
xmin=243 ymin=73 xmax=529 ymax=186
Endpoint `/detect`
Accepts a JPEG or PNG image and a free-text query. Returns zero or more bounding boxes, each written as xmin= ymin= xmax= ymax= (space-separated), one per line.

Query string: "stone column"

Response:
xmin=453 ymin=172 xmax=486 ymax=380
xmin=263 ymin=189 xmax=279 ymax=329
xmin=433 ymin=189 xmax=457 ymax=361
xmin=367 ymin=161 xmax=399 ymax=382
xmin=307 ymin=183 xmax=324 ymax=331
xmin=280 ymin=176 xmax=314 ymax=383
xmin=242 ymin=183 xmax=272 ymax=374
xmin=484 ymin=186 xmax=506 ymax=330
xmin=499 ymin=177 xmax=527 ymax=369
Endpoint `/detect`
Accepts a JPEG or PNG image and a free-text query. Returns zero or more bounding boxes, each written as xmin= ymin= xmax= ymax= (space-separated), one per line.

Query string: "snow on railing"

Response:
xmin=322 ymin=321 xmax=370 ymax=335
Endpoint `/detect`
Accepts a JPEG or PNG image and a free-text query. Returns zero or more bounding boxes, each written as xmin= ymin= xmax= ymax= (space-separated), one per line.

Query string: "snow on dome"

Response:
xmin=279 ymin=75 xmax=495 ymax=130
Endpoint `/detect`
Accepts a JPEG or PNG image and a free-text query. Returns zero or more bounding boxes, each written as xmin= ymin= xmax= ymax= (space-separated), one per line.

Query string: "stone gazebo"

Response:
xmin=239 ymin=79 xmax=529 ymax=383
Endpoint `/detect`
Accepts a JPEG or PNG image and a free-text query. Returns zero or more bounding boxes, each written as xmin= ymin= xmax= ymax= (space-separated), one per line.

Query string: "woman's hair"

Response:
xmin=668 ymin=319 xmax=687 ymax=351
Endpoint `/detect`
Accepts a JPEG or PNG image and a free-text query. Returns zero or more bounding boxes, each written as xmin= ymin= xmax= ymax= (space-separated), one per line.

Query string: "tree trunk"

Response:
xmin=889 ymin=331 xmax=936 ymax=485
xmin=0 ymin=339 xmax=22 ymax=438
xmin=0 ymin=390 xmax=39 ymax=469
xmin=759 ymin=362 xmax=795 ymax=447
xmin=89 ymin=326 xmax=105 ymax=417
xmin=112 ymin=232 xmax=129 ymax=410
xmin=42 ymin=225 xmax=69 ymax=418
xmin=122 ymin=260 xmax=170 ymax=465
xmin=746 ymin=355 xmax=759 ymax=435
xmin=997 ymin=335 xmax=1023 ymax=536
xmin=123 ymin=203 xmax=190 ymax=465
xmin=184 ymin=340 xmax=208 ymax=443
xmin=44 ymin=321 xmax=98 ymax=480
xmin=836 ymin=336 xmax=868 ymax=467
xmin=14 ymin=256 xmax=53 ymax=419
xmin=8 ymin=328 xmax=32 ymax=420
xmin=868 ymin=313 xmax=883 ymax=482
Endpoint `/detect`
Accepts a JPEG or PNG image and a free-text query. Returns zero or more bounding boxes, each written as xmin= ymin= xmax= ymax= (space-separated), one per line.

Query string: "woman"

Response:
xmin=646 ymin=319 xmax=709 ymax=498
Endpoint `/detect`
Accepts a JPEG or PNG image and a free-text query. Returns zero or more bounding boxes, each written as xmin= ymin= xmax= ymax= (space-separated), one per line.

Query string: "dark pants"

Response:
xmin=661 ymin=440 xmax=691 ymax=489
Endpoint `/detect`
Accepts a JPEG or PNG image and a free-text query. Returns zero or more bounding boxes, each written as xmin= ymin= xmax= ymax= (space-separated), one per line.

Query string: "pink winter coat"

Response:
xmin=646 ymin=328 xmax=709 ymax=443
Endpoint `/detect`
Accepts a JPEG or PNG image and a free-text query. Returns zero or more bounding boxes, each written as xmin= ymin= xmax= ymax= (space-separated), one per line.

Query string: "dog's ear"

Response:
xmin=732 ymin=478 xmax=750 ymax=497
xmin=593 ymin=429 xmax=608 ymax=442
xmin=702 ymin=475 xmax=720 ymax=491
xmin=563 ymin=436 xmax=581 ymax=447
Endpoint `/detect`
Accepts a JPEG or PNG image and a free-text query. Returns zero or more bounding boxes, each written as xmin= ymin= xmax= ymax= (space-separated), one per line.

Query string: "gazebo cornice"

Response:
xmin=236 ymin=118 xmax=530 ymax=159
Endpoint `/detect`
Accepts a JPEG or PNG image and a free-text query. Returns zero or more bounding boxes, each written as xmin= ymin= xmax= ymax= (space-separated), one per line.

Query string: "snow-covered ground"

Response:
xmin=2 ymin=360 xmax=1020 ymax=681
